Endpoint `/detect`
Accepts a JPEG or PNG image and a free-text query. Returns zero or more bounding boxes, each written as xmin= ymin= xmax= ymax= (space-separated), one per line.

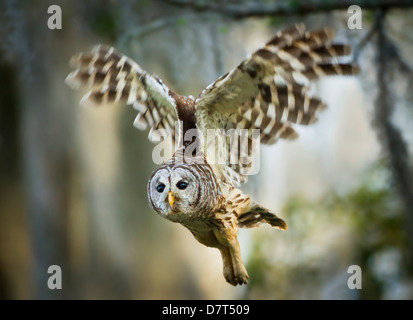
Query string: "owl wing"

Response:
xmin=66 ymin=45 xmax=179 ymax=145
xmin=195 ymin=24 xmax=358 ymax=186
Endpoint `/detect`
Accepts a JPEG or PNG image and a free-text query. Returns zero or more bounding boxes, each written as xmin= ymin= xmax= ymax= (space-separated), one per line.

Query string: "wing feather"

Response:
xmin=195 ymin=24 xmax=358 ymax=186
xmin=66 ymin=45 xmax=179 ymax=147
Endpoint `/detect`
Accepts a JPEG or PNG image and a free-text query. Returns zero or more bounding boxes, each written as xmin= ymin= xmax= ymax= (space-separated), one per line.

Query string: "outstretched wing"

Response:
xmin=195 ymin=24 xmax=358 ymax=186
xmin=66 ymin=45 xmax=179 ymax=145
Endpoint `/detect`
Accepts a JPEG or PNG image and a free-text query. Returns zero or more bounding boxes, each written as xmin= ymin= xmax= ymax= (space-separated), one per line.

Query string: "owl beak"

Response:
xmin=168 ymin=191 xmax=175 ymax=208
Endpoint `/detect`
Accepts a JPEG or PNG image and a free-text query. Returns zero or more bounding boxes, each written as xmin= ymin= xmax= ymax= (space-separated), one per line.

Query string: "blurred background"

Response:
xmin=1 ymin=0 xmax=413 ymax=300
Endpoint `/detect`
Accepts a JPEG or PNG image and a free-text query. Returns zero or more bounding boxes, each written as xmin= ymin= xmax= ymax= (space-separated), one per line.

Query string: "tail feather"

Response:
xmin=227 ymin=189 xmax=286 ymax=230
xmin=237 ymin=205 xmax=287 ymax=230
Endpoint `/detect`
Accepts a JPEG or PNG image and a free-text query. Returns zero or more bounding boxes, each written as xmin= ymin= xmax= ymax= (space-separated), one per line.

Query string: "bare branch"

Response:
xmin=352 ymin=25 xmax=376 ymax=63
xmin=159 ymin=0 xmax=413 ymax=18
xmin=117 ymin=16 xmax=181 ymax=47
xmin=373 ymin=9 xmax=413 ymax=273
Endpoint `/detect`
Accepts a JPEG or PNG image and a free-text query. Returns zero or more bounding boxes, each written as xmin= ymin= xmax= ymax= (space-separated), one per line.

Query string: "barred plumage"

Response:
xmin=66 ymin=45 xmax=180 ymax=147
xmin=66 ymin=24 xmax=358 ymax=286
xmin=196 ymin=23 xmax=358 ymax=185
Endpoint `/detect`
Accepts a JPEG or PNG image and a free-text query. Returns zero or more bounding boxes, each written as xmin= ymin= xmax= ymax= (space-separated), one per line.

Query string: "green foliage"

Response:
xmin=245 ymin=162 xmax=409 ymax=299
xmin=138 ymin=0 xmax=151 ymax=7
xmin=363 ymin=9 xmax=375 ymax=25
xmin=176 ymin=18 xmax=187 ymax=26
xmin=89 ymin=5 xmax=120 ymax=41
xmin=218 ymin=26 xmax=228 ymax=34
xmin=267 ymin=16 xmax=285 ymax=27
xmin=288 ymin=0 xmax=301 ymax=9
xmin=246 ymin=238 xmax=271 ymax=287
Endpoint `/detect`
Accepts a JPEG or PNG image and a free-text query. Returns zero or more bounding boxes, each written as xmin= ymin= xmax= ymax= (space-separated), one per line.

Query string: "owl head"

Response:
xmin=147 ymin=161 xmax=224 ymax=221
xmin=147 ymin=164 xmax=203 ymax=221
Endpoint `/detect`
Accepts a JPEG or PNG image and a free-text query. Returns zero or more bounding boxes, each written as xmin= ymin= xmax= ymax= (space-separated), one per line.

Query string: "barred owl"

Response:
xmin=66 ymin=24 xmax=357 ymax=285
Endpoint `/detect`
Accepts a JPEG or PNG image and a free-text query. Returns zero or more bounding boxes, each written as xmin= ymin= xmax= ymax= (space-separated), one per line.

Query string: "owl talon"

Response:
xmin=224 ymin=273 xmax=237 ymax=286
xmin=225 ymin=270 xmax=249 ymax=286
xmin=235 ymin=272 xmax=249 ymax=285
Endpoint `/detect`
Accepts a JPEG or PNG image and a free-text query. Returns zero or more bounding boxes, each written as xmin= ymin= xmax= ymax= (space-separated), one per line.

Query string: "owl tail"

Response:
xmin=227 ymin=188 xmax=287 ymax=230
xmin=237 ymin=204 xmax=287 ymax=230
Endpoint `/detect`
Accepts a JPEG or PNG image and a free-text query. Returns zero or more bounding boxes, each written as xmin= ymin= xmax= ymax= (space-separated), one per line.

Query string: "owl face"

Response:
xmin=148 ymin=166 xmax=200 ymax=220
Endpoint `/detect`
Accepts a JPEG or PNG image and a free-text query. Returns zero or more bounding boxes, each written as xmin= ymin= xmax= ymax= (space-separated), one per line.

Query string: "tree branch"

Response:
xmin=373 ymin=9 xmax=413 ymax=274
xmin=352 ymin=24 xmax=376 ymax=63
xmin=159 ymin=0 xmax=413 ymax=18
xmin=117 ymin=16 xmax=181 ymax=47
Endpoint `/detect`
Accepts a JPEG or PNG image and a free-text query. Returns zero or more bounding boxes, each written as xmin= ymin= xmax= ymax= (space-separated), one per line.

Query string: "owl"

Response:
xmin=66 ymin=24 xmax=357 ymax=285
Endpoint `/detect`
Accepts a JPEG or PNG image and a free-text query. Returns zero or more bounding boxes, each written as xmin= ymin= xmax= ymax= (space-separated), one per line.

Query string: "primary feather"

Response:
xmin=195 ymin=23 xmax=358 ymax=186
xmin=65 ymin=45 xmax=180 ymax=146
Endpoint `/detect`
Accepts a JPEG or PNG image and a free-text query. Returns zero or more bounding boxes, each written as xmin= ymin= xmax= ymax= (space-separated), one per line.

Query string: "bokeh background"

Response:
xmin=1 ymin=0 xmax=413 ymax=300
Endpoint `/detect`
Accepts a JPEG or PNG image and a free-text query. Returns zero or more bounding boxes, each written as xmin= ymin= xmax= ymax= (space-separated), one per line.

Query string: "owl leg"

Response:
xmin=214 ymin=230 xmax=249 ymax=285
xmin=189 ymin=230 xmax=240 ymax=285
xmin=219 ymin=247 xmax=236 ymax=285
xmin=227 ymin=238 xmax=249 ymax=285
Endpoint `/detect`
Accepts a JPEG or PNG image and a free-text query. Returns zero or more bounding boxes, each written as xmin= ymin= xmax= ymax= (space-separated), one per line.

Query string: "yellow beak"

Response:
xmin=168 ymin=191 xmax=175 ymax=208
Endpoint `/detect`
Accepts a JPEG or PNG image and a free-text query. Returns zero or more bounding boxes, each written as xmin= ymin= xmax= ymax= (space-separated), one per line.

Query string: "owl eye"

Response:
xmin=156 ymin=183 xmax=165 ymax=193
xmin=176 ymin=181 xmax=188 ymax=190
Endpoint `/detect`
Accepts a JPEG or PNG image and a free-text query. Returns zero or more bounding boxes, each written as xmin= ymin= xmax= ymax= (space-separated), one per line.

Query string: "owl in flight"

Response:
xmin=66 ymin=24 xmax=357 ymax=285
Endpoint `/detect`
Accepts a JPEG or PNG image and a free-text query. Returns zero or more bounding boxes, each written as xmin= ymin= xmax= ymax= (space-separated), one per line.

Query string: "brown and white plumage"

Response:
xmin=66 ymin=24 xmax=357 ymax=286
xmin=66 ymin=44 xmax=181 ymax=146
xmin=196 ymin=24 xmax=357 ymax=186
